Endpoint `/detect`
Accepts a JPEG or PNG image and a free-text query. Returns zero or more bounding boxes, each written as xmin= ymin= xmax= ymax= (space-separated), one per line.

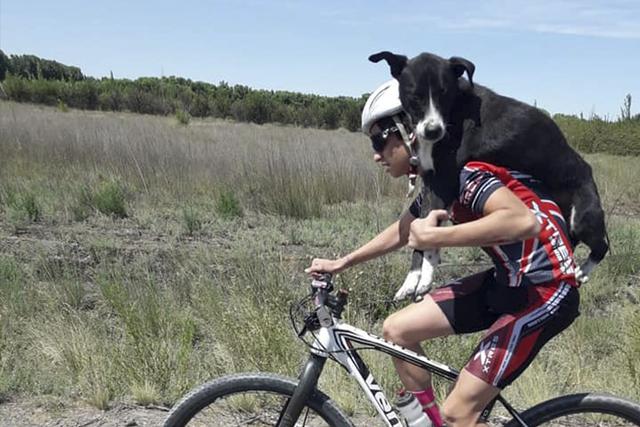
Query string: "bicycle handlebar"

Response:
xmin=295 ymin=273 xmax=349 ymax=337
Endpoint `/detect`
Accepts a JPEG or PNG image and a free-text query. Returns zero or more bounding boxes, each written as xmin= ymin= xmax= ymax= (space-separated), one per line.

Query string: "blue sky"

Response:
xmin=1 ymin=0 xmax=639 ymax=118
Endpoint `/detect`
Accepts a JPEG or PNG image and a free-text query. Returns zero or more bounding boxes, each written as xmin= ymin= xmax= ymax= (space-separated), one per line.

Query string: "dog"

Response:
xmin=369 ymin=51 xmax=609 ymax=296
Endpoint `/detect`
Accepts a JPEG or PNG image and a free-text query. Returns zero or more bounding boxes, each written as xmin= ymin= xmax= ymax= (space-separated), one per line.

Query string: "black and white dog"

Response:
xmin=369 ymin=51 xmax=608 ymax=295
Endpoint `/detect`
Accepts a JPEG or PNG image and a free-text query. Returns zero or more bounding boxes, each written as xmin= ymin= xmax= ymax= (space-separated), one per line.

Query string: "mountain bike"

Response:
xmin=163 ymin=273 xmax=640 ymax=426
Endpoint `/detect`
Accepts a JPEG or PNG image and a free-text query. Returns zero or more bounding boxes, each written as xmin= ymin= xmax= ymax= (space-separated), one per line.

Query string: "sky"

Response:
xmin=1 ymin=0 xmax=639 ymax=119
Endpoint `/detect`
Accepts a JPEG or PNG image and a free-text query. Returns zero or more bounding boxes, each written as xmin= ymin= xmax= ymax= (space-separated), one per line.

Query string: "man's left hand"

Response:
xmin=408 ymin=209 xmax=449 ymax=250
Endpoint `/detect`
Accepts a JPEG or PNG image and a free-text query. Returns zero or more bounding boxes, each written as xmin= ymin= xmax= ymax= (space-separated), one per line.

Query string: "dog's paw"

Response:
xmin=576 ymin=258 xmax=598 ymax=284
xmin=394 ymin=270 xmax=422 ymax=301
xmin=396 ymin=249 xmax=441 ymax=301
xmin=575 ymin=266 xmax=589 ymax=284
xmin=414 ymin=279 xmax=433 ymax=298
xmin=415 ymin=261 xmax=434 ymax=293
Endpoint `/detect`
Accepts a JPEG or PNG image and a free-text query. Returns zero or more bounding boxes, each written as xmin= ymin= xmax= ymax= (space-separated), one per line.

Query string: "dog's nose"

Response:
xmin=423 ymin=122 xmax=444 ymax=141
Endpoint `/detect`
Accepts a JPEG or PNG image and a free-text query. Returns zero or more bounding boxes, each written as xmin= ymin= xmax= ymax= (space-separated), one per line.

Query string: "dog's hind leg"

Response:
xmin=570 ymin=181 xmax=609 ymax=283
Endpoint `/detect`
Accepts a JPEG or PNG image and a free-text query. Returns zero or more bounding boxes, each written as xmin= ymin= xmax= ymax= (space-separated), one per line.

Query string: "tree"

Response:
xmin=0 ymin=49 xmax=9 ymax=80
xmin=620 ymin=93 xmax=632 ymax=121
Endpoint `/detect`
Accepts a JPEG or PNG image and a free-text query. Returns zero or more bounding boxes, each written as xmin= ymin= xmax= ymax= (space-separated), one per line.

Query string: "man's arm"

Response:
xmin=408 ymin=187 xmax=540 ymax=249
xmin=305 ymin=210 xmax=416 ymax=274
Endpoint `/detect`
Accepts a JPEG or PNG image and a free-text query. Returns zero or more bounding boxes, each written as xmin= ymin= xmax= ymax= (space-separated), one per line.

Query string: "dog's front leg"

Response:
xmin=394 ymin=247 xmax=440 ymax=300
xmin=395 ymin=184 xmax=443 ymax=301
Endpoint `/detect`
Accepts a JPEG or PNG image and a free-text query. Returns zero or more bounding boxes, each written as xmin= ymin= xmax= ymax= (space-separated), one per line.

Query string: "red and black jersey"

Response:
xmin=410 ymin=161 xmax=577 ymax=287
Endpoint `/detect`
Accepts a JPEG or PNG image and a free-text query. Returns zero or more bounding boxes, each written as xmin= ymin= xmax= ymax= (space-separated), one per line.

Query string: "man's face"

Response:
xmin=369 ymin=122 xmax=410 ymax=178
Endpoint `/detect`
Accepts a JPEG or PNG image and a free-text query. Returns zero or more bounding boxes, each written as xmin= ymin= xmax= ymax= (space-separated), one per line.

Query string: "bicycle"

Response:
xmin=164 ymin=273 xmax=640 ymax=426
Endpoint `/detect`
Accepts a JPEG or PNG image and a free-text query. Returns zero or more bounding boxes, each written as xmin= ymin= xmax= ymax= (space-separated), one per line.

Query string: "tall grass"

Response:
xmin=0 ymin=100 xmax=639 ymax=418
xmin=0 ymin=101 xmax=399 ymax=221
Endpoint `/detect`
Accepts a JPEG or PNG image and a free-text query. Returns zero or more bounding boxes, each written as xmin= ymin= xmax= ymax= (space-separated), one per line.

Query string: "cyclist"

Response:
xmin=305 ymin=79 xmax=580 ymax=427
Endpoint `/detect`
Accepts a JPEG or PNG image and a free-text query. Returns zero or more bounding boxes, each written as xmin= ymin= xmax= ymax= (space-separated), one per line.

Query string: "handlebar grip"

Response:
xmin=311 ymin=273 xmax=334 ymax=292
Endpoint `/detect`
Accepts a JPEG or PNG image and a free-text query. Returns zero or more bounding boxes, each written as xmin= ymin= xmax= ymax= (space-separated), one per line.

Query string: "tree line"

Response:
xmin=0 ymin=50 xmax=83 ymax=81
xmin=555 ymin=112 xmax=640 ymax=156
xmin=0 ymin=50 xmax=365 ymax=131
xmin=0 ymin=50 xmax=638 ymax=154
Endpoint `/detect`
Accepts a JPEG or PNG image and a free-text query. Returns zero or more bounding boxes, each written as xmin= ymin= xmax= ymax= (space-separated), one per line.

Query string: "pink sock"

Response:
xmin=411 ymin=388 xmax=444 ymax=427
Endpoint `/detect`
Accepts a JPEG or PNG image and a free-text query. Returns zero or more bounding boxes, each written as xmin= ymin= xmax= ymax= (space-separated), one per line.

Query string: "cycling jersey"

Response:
xmin=410 ymin=161 xmax=578 ymax=288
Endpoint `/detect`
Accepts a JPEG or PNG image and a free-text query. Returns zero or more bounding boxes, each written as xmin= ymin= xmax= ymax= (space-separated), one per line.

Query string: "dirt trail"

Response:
xmin=0 ymin=399 xmax=168 ymax=427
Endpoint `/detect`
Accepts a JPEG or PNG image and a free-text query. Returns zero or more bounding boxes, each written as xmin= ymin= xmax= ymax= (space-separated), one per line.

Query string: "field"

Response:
xmin=1 ymin=100 xmax=639 ymax=424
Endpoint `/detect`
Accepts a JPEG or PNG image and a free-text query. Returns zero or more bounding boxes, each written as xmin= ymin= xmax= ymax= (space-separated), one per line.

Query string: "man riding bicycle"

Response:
xmin=305 ymin=79 xmax=580 ymax=427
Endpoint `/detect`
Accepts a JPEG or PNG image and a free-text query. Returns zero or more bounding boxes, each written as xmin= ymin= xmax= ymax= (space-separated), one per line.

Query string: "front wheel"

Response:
xmin=163 ymin=372 xmax=353 ymax=427
xmin=505 ymin=393 xmax=640 ymax=426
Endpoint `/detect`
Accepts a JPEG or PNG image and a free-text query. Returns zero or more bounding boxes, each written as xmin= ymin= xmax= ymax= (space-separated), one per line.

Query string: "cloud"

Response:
xmin=387 ymin=0 xmax=640 ymax=39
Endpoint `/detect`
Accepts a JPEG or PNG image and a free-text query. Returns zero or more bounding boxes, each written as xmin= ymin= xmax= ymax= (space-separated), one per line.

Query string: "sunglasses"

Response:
xmin=370 ymin=125 xmax=399 ymax=153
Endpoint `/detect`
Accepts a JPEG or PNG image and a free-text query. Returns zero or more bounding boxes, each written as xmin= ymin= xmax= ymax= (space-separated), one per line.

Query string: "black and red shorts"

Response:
xmin=431 ymin=269 xmax=580 ymax=389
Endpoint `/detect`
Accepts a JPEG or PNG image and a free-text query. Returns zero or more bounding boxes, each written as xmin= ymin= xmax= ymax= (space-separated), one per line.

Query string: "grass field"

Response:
xmin=1 ymin=100 xmax=639 ymax=419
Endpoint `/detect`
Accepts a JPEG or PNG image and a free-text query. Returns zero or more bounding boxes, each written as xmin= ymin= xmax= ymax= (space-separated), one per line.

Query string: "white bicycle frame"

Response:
xmin=309 ymin=321 xmax=459 ymax=427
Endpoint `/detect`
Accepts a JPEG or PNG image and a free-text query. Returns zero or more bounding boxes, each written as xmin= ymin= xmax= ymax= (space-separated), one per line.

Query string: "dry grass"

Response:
xmin=0 ymin=101 xmax=401 ymax=220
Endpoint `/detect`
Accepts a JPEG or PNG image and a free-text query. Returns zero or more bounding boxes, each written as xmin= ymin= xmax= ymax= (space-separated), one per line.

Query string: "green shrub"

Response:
xmin=94 ymin=180 xmax=127 ymax=218
xmin=181 ymin=206 xmax=202 ymax=236
xmin=0 ymin=185 xmax=17 ymax=210
xmin=30 ymin=79 xmax=62 ymax=105
xmin=216 ymin=190 xmax=243 ymax=219
xmin=175 ymin=109 xmax=191 ymax=125
xmin=70 ymin=189 xmax=92 ymax=221
xmin=57 ymin=99 xmax=69 ymax=112
xmin=2 ymin=75 xmax=30 ymax=102
xmin=21 ymin=192 xmax=41 ymax=221
xmin=554 ymin=114 xmax=640 ymax=156
xmin=261 ymin=179 xmax=323 ymax=219
xmin=5 ymin=190 xmax=41 ymax=222
xmin=68 ymin=181 xmax=128 ymax=220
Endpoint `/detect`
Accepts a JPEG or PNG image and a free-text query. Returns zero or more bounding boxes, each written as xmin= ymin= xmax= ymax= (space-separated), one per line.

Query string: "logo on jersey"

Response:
xmin=530 ymin=201 xmax=575 ymax=275
xmin=460 ymin=170 xmax=486 ymax=206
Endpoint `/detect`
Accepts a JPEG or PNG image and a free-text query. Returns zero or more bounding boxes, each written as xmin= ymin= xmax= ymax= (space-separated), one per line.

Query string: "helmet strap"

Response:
xmin=392 ymin=114 xmax=419 ymax=197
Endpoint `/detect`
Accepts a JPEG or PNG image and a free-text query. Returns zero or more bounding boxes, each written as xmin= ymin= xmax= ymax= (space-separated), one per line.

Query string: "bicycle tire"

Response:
xmin=163 ymin=372 xmax=354 ymax=427
xmin=504 ymin=392 xmax=640 ymax=426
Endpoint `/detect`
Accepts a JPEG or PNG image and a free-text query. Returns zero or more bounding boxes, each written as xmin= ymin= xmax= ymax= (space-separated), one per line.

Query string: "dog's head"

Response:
xmin=369 ymin=51 xmax=475 ymax=145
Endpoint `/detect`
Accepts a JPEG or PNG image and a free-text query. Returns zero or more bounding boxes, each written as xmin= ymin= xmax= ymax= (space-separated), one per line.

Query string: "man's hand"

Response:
xmin=408 ymin=209 xmax=449 ymax=250
xmin=305 ymin=258 xmax=347 ymax=276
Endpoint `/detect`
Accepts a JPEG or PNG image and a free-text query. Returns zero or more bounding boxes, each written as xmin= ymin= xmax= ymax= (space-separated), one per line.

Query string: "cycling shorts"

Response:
xmin=431 ymin=269 xmax=580 ymax=388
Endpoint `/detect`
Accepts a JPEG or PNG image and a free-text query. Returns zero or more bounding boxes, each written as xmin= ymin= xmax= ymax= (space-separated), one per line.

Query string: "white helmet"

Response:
xmin=361 ymin=79 xmax=403 ymax=136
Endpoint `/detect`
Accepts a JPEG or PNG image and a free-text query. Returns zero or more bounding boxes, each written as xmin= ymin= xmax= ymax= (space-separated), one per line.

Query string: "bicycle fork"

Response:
xmin=277 ymin=354 xmax=327 ymax=426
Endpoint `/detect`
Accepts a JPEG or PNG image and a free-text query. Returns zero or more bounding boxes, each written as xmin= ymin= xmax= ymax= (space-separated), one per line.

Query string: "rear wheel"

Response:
xmin=163 ymin=372 xmax=353 ymax=427
xmin=505 ymin=393 xmax=640 ymax=426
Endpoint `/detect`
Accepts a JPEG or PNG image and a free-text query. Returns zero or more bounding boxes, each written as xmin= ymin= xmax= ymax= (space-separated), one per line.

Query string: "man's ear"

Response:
xmin=369 ymin=51 xmax=408 ymax=79
xmin=449 ymin=56 xmax=475 ymax=88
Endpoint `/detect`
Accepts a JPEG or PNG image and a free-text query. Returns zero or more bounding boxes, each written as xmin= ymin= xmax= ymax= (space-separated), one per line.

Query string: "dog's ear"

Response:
xmin=449 ymin=57 xmax=475 ymax=88
xmin=369 ymin=51 xmax=408 ymax=79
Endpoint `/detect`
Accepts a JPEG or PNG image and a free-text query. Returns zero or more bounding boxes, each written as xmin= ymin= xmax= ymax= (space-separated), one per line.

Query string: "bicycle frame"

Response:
xmin=298 ymin=320 xmax=528 ymax=426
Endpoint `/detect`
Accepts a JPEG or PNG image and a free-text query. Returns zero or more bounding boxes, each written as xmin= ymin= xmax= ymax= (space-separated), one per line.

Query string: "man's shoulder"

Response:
xmin=461 ymin=161 xmax=536 ymax=185
xmin=462 ymin=161 xmax=506 ymax=175
xmin=458 ymin=162 xmax=505 ymax=189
